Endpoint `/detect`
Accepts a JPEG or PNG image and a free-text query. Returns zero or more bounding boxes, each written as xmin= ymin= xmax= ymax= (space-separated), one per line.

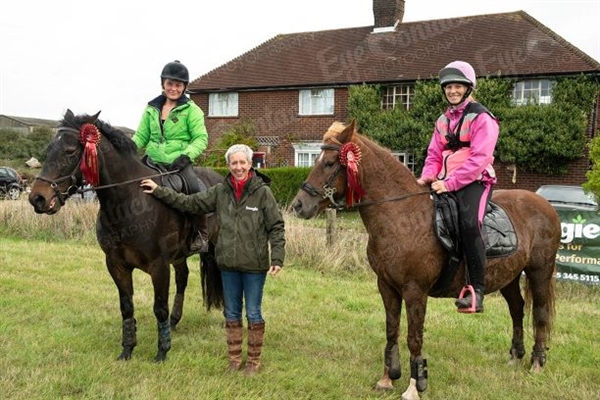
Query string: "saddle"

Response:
xmin=431 ymin=192 xmax=518 ymax=295
xmin=142 ymin=156 xmax=201 ymax=194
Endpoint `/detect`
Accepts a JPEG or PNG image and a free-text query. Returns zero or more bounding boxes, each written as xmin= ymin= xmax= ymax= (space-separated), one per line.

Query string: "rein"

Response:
xmin=34 ymin=126 xmax=179 ymax=204
xmin=300 ymin=143 xmax=432 ymax=210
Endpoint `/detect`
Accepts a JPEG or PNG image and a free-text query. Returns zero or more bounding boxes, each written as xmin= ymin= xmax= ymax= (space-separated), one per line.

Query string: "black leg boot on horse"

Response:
xmin=179 ymin=162 xmax=209 ymax=253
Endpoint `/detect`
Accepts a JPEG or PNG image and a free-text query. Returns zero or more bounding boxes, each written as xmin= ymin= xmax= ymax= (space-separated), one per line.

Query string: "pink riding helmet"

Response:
xmin=439 ymin=61 xmax=477 ymax=89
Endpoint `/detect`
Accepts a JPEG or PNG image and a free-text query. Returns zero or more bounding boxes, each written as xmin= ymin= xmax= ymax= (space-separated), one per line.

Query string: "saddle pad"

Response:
xmin=483 ymin=202 xmax=518 ymax=258
xmin=434 ymin=196 xmax=518 ymax=259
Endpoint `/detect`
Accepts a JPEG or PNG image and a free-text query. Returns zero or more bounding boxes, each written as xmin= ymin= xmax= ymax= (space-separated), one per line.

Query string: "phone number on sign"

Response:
xmin=555 ymin=272 xmax=600 ymax=284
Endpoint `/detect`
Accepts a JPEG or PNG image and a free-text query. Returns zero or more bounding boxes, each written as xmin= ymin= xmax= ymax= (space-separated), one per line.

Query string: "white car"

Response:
xmin=535 ymin=185 xmax=598 ymax=211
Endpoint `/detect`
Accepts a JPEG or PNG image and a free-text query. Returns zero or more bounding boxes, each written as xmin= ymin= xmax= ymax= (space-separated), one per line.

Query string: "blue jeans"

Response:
xmin=221 ymin=270 xmax=267 ymax=324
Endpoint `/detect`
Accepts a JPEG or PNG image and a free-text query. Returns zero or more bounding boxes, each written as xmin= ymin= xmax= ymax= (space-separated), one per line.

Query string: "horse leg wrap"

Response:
xmin=411 ymin=356 xmax=428 ymax=392
xmin=157 ymin=319 xmax=171 ymax=353
xmin=531 ymin=345 xmax=548 ymax=367
xmin=385 ymin=343 xmax=401 ymax=380
xmin=122 ymin=318 xmax=137 ymax=348
xmin=510 ymin=338 xmax=526 ymax=359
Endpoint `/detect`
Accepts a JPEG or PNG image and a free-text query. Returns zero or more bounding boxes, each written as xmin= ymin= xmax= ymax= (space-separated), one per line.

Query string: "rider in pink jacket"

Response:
xmin=418 ymin=60 xmax=500 ymax=313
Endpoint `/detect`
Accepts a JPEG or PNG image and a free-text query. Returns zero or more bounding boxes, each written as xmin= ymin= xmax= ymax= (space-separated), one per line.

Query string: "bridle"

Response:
xmin=299 ymin=144 xmax=346 ymax=209
xmin=299 ymin=143 xmax=432 ymax=210
xmin=34 ymin=126 xmax=178 ymax=205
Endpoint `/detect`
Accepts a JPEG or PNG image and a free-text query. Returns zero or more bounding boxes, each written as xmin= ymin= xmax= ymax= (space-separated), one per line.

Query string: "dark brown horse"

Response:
xmin=29 ymin=110 xmax=224 ymax=362
xmin=291 ymin=121 xmax=559 ymax=400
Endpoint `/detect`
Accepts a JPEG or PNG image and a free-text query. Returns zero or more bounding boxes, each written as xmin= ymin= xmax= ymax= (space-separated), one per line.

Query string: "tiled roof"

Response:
xmin=189 ymin=11 xmax=600 ymax=92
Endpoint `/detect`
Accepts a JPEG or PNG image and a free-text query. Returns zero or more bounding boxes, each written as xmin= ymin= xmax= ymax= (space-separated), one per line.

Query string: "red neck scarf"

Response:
xmin=229 ymin=171 xmax=252 ymax=202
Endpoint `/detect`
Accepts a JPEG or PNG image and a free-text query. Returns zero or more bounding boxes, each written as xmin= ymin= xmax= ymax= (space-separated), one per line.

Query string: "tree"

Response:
xmin=202 ymin=118 xmax=259 ymax=167
xmin=348 ymin=75 xmax=598 ymax=176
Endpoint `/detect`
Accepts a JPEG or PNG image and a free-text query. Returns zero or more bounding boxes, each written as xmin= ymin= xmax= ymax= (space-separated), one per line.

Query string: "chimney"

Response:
xmin=373 ymin=0 xmax=405 ymax=32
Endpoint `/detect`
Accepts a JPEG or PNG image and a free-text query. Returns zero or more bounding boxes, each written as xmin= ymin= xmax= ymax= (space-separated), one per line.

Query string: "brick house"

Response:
xmin=187 ymin=0 xmax=600 ymax=191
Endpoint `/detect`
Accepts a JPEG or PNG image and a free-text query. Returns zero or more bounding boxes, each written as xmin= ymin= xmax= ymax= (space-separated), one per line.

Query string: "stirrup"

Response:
xmin=456 ymin=285 xmax=477 ymax=313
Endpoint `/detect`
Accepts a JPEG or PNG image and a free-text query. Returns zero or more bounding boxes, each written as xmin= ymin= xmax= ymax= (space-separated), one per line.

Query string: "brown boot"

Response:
xmin=225 ymin=320 xmax=243 ymax=372
xmin=244 ymin=321 xmax=265 ymax=375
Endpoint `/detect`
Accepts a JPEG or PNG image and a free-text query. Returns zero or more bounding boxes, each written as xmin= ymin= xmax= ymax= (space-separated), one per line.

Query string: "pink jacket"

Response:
xmin=420 ymin=101 xmax=499 ymax=192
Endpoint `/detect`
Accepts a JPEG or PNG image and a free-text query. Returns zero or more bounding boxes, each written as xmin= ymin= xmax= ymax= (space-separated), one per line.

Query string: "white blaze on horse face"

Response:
xmin=317 ymin=151 xmax=324 ymax=163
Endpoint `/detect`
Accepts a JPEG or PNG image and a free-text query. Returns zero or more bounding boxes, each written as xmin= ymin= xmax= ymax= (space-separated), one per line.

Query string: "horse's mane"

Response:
xmin=60 ymin=112 xmax=138 ymax=156
xmin=324 ymin=120 xmax=420 ymax=193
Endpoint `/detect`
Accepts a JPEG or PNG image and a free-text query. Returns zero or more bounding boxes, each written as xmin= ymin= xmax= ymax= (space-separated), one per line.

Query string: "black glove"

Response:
xmin=170 ymin=155 xmax=192 ymax=171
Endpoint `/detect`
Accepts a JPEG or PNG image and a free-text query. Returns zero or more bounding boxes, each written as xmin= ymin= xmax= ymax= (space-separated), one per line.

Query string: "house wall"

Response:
xmin=192 ymin=88 xmax=351 ymax=167
xmin=191 ymin=89 xmax=598 ymax=191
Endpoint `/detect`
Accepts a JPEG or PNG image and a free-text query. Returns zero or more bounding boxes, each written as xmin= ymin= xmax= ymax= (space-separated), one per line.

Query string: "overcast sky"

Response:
xmin=1 ymin=0 xmax=598 ymax=129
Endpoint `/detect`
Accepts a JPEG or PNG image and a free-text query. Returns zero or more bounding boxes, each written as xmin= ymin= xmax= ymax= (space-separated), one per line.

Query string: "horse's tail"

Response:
xmin=524 ymin=272 xmax=556 ymax=341
xmin=200 ymin=243 xmax=224 ymax=310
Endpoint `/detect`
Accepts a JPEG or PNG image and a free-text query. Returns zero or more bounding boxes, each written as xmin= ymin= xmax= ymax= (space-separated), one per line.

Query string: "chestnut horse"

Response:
xmin=29 ymin=110 xmax=224 ymax=362
xmin=292 ymin=121 xmax=559 ymax=400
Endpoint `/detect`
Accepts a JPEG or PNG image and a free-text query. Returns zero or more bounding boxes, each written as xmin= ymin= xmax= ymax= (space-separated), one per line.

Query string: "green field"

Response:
xmin=1 ymin=200 xmax=599 ymax=399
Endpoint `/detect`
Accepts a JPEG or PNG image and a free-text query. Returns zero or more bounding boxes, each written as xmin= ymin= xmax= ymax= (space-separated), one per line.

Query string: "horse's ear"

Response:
xmin=64 ymin=109 xmax=74 ymax=120
xmin=91 ymin=111 xmax=101 ymax=123
xmin=339 ymin=119 xmax=357 ymax=143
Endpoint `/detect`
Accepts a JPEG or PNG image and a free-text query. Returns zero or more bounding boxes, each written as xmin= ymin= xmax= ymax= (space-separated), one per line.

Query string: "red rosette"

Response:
xmin=79 ymin=123 xmax=101 ymax=187
xmin=339 ymin=142 xmax=365 ymax=206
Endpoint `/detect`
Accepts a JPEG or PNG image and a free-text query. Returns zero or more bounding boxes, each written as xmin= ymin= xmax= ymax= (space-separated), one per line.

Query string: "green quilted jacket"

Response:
xmin=132 ymin=94 xmax=208 ymax=164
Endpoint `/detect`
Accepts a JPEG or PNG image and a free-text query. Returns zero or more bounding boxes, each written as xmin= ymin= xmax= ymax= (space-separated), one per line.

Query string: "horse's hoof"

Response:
xmin=375 ymin=379 xmax=393 ymax=391
xmin=117 ymin=351 xmax=132 ymax=361
xmin=153 ymin=352 xmax=168 ymax=363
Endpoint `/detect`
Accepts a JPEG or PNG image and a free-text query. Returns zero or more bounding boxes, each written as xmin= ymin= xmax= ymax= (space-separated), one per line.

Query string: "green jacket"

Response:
xmin=132 ymin=94 xmax=208 ymax=164
xmin=152 ymin=170 xmax=285 ymax=272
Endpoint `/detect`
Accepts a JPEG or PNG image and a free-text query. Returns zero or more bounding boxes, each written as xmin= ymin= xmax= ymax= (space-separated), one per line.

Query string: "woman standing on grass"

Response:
xmin=140 ymin=144 xmax=285 ymax=374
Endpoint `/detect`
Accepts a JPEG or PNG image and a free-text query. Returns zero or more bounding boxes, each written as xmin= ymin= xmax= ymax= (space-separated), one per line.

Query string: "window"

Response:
xmin=382 ymin=85 xmax=414 ymax=110
xmin=293 ymin=142 xmax=322 ymax=167
xmin=299 ymin=89 xmax=334 ymax=115
xmin=512 ymin=80 xmax=554 ymax=105
xmin=208 ymin=92 xmax=238 ymax=117
xmin=391 ymin=151 xmax=415 ymax=172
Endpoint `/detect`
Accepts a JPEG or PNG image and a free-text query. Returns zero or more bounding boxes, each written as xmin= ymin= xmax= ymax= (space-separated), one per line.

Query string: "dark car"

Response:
xmin=0 ymin=166 xmax=27 ymax=200
xmin=535 ymin=185 xmax=598 ymax=211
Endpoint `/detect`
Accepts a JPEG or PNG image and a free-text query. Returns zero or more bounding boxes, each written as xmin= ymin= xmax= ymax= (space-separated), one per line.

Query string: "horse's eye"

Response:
xmin=324 ymin=161 xmax=335 ymax=168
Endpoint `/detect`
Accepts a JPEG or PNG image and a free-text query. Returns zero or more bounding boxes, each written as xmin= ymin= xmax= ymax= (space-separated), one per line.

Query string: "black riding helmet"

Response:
xmin=161 ymin=60 xmax=189 ymax=84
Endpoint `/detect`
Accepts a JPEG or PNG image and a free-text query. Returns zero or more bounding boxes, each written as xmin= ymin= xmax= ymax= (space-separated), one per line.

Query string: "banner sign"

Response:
xmin=555 ymin=209 xmax=600 ymax=285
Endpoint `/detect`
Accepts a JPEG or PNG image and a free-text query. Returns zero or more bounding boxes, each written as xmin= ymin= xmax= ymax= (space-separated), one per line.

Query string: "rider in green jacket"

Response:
xmin=132 ymin=60 xmax=209 ymax=252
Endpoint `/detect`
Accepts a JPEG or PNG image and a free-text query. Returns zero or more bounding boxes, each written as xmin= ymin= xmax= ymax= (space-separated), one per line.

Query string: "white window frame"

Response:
xmin=293 ymin=142 xmax=322 ymax=167
xmin=382 ymin=85 xmax=414 ymax=110
xmin=299 ymin=88 xmax=334 ymax=115
xmin=391 ymin=151 xmax=415 ymax=172
xmin=208 ymin=92 xmax=239 ymax=117
xmin=512 ymin=79 xmax=554 ymax=106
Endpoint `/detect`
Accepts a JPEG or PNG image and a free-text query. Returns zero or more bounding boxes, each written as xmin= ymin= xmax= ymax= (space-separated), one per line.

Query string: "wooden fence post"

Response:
xmin=326 ymin=208 xmax=336 ymax=247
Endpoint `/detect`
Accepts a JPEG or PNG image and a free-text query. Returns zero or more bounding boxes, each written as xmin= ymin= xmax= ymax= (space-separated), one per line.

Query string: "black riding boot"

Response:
xmin=181 ymin=164 xmax=209 ymax=254
xmin=189 ymin=215 xmax=209 ymax=253
xmin=455 ymin=235 xmax=486 ymax=313
xmin=455 ymin=288 xmax=484 ymax=312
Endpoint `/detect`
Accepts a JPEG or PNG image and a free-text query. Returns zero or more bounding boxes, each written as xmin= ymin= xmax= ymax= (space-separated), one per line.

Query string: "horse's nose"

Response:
xmin=292 ymin=199 xmax=302 ymax=213
xmin=29 ymin=194 xmax=47 ymax=213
